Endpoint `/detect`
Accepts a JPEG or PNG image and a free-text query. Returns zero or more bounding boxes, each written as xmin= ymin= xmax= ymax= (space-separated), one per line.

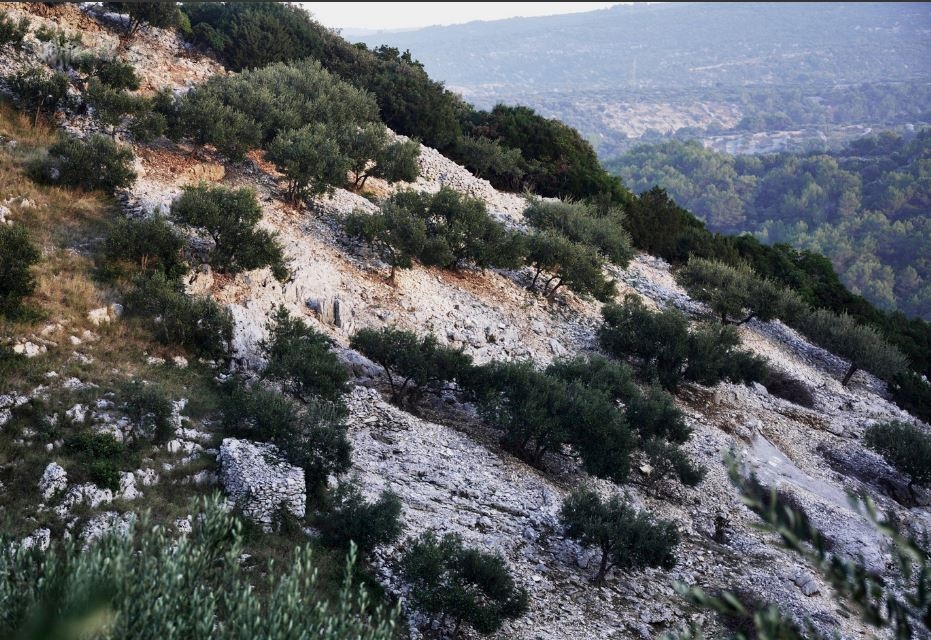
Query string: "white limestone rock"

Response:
xmin=39 ymin=462 xmax=68 ymax=500
xmin=217 ymin=438 xmax=305 ymax=530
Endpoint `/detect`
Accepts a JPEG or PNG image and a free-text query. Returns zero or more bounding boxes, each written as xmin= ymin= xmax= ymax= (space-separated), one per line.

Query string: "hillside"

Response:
xmin=1 ymin=4 xmax=930 ymax=640
xmin=354 ymin=2 xmax=931 ymax=157
xmin=607 ymin=132 xmax=931 ymax=319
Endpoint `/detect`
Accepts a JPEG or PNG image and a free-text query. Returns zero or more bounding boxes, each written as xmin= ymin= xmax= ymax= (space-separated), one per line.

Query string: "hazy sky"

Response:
xmin=301 ymin=2 xmax=620 ymax=32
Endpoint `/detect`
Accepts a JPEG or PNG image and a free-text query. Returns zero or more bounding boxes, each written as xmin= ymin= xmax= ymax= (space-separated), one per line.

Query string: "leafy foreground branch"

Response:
xmin=0 ymin=494 xmax=397 ymax=640
xmin=666 ymin=454 xmax=931 ymax=640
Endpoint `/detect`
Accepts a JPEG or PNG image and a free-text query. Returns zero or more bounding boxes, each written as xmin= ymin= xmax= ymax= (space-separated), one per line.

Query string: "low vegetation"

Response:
xmin=315 ymin=481 xmax=403 ymax=557
xmin=0 ymin=496 xmax=397 ymax=640
xmin=169 ymin=183 xmax=287 ymax=280
xmin=560 ymin=487 xmax=680 ymax=583
xmin=600 ymin=295 xmax=767 ymax=391
xmin=796 ymin=309 xmax=907 ymax=385
xmin=400 ymin=531 xmax=529 ymax=636
xmin=864 ymin=421 xmax=931 ymax=490
xmin=0 ymin=224 xmax=40 ymax=316
xmin=28 ymin=134 xmax=136 ymax=193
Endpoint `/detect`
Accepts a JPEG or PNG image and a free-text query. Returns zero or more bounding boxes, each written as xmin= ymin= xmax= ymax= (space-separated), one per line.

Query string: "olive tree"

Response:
xmin=170 ymin=183 xmax=287 ymax=279
xmin=796 ymin=308 xmax=907 ymax=385
xmin=560 ymin=487 xmax=679 ymax=583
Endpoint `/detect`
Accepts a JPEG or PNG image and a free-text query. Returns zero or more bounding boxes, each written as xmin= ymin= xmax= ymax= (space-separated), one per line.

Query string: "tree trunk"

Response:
xmin=546 ymin=280 xmax=564 ymax=299
xmin=530 ymin=267 xmax=542 ymax=288
xmin=841 ymin=362 xmax=858 ymax=386
xmin=359 ymin=174 xmax=370 ymax=190
xmin=736 ymin=313 xmax=757 ymax=326
xmin=721 ymin=310 xmax=730 ymax=324
xmin=594 ymin=549 xmax=610 ymax=583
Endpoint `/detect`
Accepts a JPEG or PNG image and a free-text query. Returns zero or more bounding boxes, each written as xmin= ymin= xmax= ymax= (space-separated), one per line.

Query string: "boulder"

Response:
xmin=39 ymin=462 xmax=68 ymax=500
xmin=217 ymin=438 xmax=305 ymax=530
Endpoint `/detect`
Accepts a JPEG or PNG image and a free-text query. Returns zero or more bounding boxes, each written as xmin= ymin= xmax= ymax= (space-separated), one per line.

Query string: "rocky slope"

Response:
xmin=2 ymin=5 xmax=929 ymax=639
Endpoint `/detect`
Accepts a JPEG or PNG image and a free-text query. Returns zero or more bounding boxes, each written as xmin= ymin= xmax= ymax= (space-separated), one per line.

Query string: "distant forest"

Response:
xmin=607 ymin=131 xmax=931 ymax=319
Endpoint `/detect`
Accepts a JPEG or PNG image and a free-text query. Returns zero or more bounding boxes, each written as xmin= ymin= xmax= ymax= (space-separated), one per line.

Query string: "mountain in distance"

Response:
xmin=355 ymin=3 xmax=931 ymax=157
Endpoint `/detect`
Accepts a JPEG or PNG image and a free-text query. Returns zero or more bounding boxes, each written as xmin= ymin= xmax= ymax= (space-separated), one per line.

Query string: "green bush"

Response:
xmin=105 ymin=2 xmax=183 ymax=36
xmin=0 ymin=224 xmax=40 ymax=316
xmin=676 ymin=257 xmax=805 ymax=325
xmin=221 ymin=382 xmax=351 ymax=496
xmin=888 ymin=371 xmax=931 ymax=424
xmin=128 ymin=109 xmax=167 ymax=143
xmin=0 ymin=14 xmax=29 ymax=47
xmin=560 ymin=487 xmax=679 ymax=582
xmin=92 ymin=58 xmax=139 ymax=90
xmin=29 ymin=134 xmax=136 ymax=193
xmin=454 ymin=136 xmax=525 ymax=187
xmin=349 ymin=326 xmax=472 ymax=406
xmin=864 ymin=421 xmax=931 ymax=490
xmin=124 ymin=272 xmax=232 ymax=359
xmin=342 ymin=124 xmax=419 ymax=191
xmin=467 ymin=360 xmax=634 ymax=482
xmin=176 ymin=60 xmax=376 ymax=163
xmin=266 ymin=123 xmax=346 ymax=200
xmin=121 ymin=381 xmax=174 ymax=445
xmin=0 ymin=495 xmax=397 ymax=639
xmin=599 ymin=295 xmax=767 ymax=391
xmin=524 ymin=230 xmax=614 ymax=301
xmin=378 ymin=187 xmax=524 ymax=271
xmin=641 ymin=438 xmax=706 ymax=488
xmin=102 ymin=216 xmax=185 ymax=279
xmin=262 ymin=306 xmax=350 ymax=403
xmin=400 ymin=531 xmax=528 ymax=636
xmin=6 ymin=67 xmax=70 ymax=122
xmin=344 ymin=203 xmax=427 ymax=281
xmin=315 ymin=481 xmax=403 ymax=556
xmin=86 ymin=78 xmax=147 ymax=133
xmin=169 ymin=183 xmax=287 ymax=280
xmin=64 ymin=432 xmax=124 ymax=490
xmin=796 ymin=308 xmax=907 ymax=385
xmin=523 ymin=197 xmax=634 ymax=266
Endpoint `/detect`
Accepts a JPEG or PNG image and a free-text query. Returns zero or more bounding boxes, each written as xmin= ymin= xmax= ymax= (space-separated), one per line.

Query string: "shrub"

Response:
xmin=64 ymin=431 xmax=124 ymax=490
xmin=0 ymin=14 xmax=29 ymax=47
xmin=0 ymin=224 xmax=40 ymax=316
xmin=641 ymin=438 xmax=706 ymax=488
xmin=396 ymin=188 xmax=526 ymax=270
xmin=105 ymin=2 xmax=183 ymax=36
xmin=121 ymin=381 xmax=174 ymax=444
xmin=349 ymin=327 xmax=472 ymax=406
xmin=525 ymin=230 xmax=614 ymax=301
xmin=0 ymin=496 xmax=397 ymax=639
xmin=315 ymin=481 xmax=403 ymax=556
xmin=600 ymin=295 xmax=767 ymax=391
xmin=796 ymin=309 xmax=907 ymax=385
xmin=400 ymin=531 xmax=528 ymax=636
xmin=6 ymin=67 xmax=70 ymax=123
xmin=124 ymin=272 xmax=232 ymax=359
xmin=560 ymin=487 xmax=679 ymax=583
xmin=864 ymin=421 xmax=931 ymax=490
xmin=344 ymin=204 xmax=427 ymax=281
xmin=92 ymin=58 xmax=139 ymax=90
xmin=262 ymin=306 xmax=350 ymax=403
xmin=221 ymin=382 xmax=351 ymax=496
xmin=128 ymin=109 xmax=167 ymax=143
xmin=888 ymin=371 xmax=931 ymax=424
xmin=454 ymin=136 xmax=525 ymax=187
xmin=343 ymin=125 xmax=420 ymax=191
xmin=762 ymin=368 xmax=816 ymax=408
xmin=102 ymin=216 xmax=185 ymax=279
xmin=676 ymin=257 xmax=805 ymax=325
xmin=176 ymin=91 xmax=261 ymax=160
xmin=467 ymin=360 xmax=634 ymax=482
xmin=169 ymin=183 xmax=287 ymax=280
xmin=29 ymin=134 xmax=136 ymax=193
xmin=176 ymin=60 xmax=376 ymax=162
xmin=85 ymin=78 xmax=147 ymax=133
xmin=266 ymin=123 xmax=347 ymax=200
xmin=523 ymin=197 xmax=634 ymax=266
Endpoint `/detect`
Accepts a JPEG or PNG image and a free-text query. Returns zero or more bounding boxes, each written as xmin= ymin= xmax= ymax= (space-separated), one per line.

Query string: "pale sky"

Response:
xmin=301 ymin=2 xmax=620 ymax=32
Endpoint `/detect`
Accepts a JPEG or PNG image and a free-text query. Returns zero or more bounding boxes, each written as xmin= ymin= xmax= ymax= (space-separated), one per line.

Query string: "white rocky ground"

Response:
xmin=2 ymin=5 xmax=929 ymax=639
